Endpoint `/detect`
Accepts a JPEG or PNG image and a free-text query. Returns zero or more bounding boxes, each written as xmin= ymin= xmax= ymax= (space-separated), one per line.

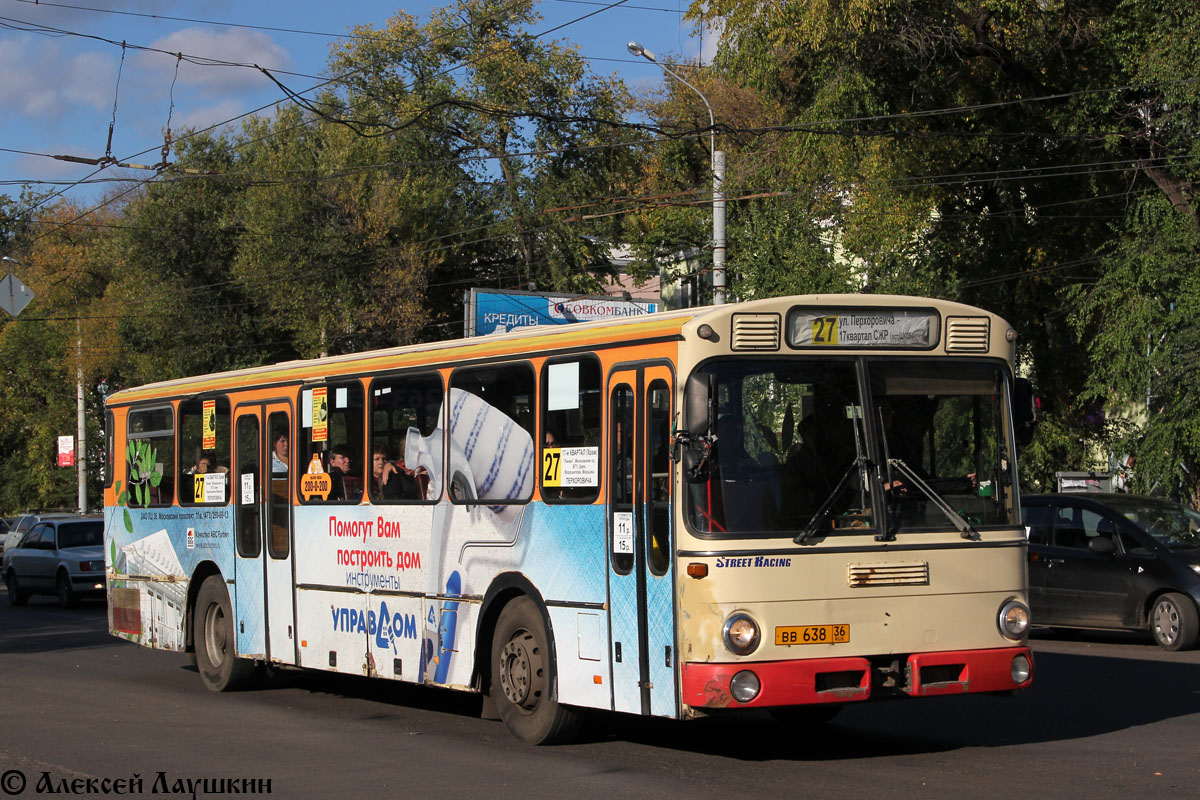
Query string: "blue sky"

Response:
xmin=0 ymin=0 xmax=716 ymax=207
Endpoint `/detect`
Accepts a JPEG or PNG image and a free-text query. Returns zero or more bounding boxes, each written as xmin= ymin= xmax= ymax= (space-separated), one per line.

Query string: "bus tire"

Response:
xmin=490 ymin=596 xmax=581 ymax=745
xmin=195 ymin=575 xmax=256 ymax=691
xmin=1150 ymin=592 xmax=1199 ymax=651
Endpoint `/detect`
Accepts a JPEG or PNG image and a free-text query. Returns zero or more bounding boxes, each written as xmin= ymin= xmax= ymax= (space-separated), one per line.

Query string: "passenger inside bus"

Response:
xmin=371 ymin=444 xmax=423 ymax=501
xmin=271 ymin=430 xmax=289 ymax=473
xmin=328 ymin=445 xmax=361 ymax=502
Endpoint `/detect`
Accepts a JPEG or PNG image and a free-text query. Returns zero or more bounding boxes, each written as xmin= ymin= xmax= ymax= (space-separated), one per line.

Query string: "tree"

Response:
xmin=327 ymin=0 xmax=642 ymax=296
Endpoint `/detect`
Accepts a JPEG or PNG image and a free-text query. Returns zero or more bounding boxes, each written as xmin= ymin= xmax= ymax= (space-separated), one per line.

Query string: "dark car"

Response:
xmin=1024 ymin=493 xmax=1200 ymax=650
xmin=4 ymin=515 xmax=105 ymax=607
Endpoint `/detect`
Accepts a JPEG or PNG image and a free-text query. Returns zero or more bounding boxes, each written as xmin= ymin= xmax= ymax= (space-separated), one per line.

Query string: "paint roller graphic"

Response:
xmin=409 ymin=388 xmax=534 ymax=684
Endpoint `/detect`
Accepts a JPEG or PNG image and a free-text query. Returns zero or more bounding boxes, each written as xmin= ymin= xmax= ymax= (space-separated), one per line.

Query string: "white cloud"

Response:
xmin=0 ymin=35 xmax=118 ymax=122
xmin=137 ymin=27 xmax=293 ymax=96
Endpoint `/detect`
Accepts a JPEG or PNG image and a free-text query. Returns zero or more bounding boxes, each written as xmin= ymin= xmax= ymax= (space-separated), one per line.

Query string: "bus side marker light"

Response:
xmin=593 ymin=675 xmax=603 ymax=684
xmin=687 ymin=563 xmax=708 ymax=578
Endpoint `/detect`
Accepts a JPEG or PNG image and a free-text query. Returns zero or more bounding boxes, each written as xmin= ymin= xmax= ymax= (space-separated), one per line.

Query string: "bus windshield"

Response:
xmin=686 ymin=358 xmax=1016 ymax=537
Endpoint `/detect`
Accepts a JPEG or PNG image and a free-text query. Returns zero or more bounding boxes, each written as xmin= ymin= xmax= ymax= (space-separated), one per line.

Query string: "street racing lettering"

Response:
xmin=331 ymin=602 xmax=418 ymax=649
xmin=714 ymin=556 xmax=793 ymax=568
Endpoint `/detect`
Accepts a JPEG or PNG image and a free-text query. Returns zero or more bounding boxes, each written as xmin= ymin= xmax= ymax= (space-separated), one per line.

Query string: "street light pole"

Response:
xmin=627 ymin=41 xmax=726 ymax=305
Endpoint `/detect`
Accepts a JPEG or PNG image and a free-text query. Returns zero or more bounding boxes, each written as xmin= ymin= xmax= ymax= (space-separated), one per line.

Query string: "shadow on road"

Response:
xmin=571 ymin=648 xmax=1200 ymax=759
xmin=6 ymin=588 xmax=1199 ymax=760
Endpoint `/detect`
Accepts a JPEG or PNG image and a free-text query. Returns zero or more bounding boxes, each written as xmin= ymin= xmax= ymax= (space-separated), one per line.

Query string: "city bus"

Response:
xmin=103 ymin=293 xmax=1034 ymax=744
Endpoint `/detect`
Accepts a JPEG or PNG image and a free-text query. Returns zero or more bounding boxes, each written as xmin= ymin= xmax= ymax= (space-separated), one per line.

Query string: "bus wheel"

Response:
xmin=769 ymin=704 xmax=844 ymax=725
xmin=491 ymin=596 xmax=581 ymax=745
xmin=195 ymin=575 xmax=256 ymax=691
xmin=1151 ymin=593 xmax=1199 ymax=651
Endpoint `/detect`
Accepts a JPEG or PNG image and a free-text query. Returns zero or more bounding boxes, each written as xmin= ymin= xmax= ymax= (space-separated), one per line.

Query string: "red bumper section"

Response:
xmin=682 ymin=647 xmax=1033 ymax=709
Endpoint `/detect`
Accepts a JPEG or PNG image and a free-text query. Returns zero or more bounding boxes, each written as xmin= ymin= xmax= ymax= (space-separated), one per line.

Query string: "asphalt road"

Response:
xmin=2 ymin=590 xmax=1198 ymax=799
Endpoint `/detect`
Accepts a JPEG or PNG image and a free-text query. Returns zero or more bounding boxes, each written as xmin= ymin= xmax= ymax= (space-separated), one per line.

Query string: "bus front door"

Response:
xmin=607 ymin=364 xmax=677 ymax=717
xmin=232 ymin=402 xmax=297 ymax=665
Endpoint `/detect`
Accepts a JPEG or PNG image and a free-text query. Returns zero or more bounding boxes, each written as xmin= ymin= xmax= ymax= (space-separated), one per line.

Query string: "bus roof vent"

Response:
xmin=945 ymin=316 xmax=990 ymax=352
xmin=731 ymin=313 xmax=781 ymax=351
xmin=847 ymin=561 xmax=929 ymax=588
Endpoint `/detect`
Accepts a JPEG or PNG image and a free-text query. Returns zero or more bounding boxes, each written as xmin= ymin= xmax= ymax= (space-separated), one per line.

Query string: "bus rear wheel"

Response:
xmin=195 ymin=575 xmax=256 ymax=691
xmin=491 ymin=596 xmax=581 ymax=745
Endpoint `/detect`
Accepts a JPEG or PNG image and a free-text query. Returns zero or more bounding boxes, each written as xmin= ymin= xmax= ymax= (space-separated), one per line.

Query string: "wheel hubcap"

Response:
xmin=204 ymin=603 xmax=228 ymax=668
xmin=500 ymin=630 xmax=543 ymax=711
xmin=1154 ymin=601 xmax=1179 ymax=645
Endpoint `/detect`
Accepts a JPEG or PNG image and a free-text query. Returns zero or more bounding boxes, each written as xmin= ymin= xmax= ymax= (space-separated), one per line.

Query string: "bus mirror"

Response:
xmin=682 ymin=447 xmax=709 ymax=483
xmin=1013 ymin=377 xmax=1036 ymax=447
xmin=685 ymin=373 xmax=714 ymax=437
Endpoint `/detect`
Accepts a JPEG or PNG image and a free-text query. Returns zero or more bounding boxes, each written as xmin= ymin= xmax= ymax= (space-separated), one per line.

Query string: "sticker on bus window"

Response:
xmin=202 ymin=399 xmax=216 ymax=450
xmin=241 ymin=473 xmax=255 ymax=505
xmin=194 ymin=473 xmax=226 ymax=504
xmin=543 ymin=447 xmax=599 ymax=487
xmin=613 ymin=511 xmax=634 ymax=554
xmin=547 ymin=362 xmax=580 ymax=411
xmin=312 ymin=387 xmax=329 ymax=442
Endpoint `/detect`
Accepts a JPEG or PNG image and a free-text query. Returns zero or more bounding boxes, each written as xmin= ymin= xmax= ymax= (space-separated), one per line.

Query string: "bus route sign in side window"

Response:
xmin=788 ymin=308 xmax=939 ymax=349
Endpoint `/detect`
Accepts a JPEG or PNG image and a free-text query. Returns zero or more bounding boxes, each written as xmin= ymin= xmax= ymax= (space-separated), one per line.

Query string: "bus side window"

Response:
xmin=540 ymin=356 xmax=602 ymax=503
xmin=299 ymin=381 xmax=365 ymax=504
xmin=178 ymin=397 xmax=230 ymax=506
xmin=369 ymin=372 xmax=444 ymax=503
xmin=126 ymin=406 xmax=175 ymax=508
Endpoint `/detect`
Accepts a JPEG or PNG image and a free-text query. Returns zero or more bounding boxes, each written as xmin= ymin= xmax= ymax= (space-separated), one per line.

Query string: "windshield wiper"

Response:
xmin=887 ymin=458 xmax=979 ymax=540
xmin=795 ymin=458 xmax=863 ymax=544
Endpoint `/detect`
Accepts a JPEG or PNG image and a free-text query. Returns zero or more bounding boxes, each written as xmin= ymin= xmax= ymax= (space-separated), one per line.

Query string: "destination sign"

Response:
xmin=788 ymin=308 xmax=939 ymax=349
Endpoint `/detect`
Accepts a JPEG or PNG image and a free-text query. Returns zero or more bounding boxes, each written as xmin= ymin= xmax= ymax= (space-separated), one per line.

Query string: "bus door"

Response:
xmin=607 ymin=364 xmax=677 ymax=717
xmin=232 ymin=402 xmax=297 ymax=665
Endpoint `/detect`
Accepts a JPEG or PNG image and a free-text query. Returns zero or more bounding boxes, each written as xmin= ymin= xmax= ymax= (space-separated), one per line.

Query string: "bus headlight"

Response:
xmin=730 ymin=670 xmax=761 ymax=703
xmin=723 ymin=613 xmax=760 ymax=656
xmin=998 ymin=600 xmax=1030 ymax=639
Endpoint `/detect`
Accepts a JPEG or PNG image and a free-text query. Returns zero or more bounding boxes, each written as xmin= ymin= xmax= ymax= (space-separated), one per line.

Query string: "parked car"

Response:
xmin=1 ymin=511 xmax=76 ymax=567
xmin=1024 ymin=493 xmax=1200 ymax=650
xmin=4 ymin=515 xmax=105 ymax=607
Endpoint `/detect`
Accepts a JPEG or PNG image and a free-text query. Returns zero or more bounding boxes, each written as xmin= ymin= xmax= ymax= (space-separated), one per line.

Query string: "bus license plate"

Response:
xmin=775 ymin=624 xmax=850 ymax=646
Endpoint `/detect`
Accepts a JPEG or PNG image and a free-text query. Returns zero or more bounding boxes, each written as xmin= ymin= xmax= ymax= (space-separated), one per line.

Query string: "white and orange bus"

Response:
xmin=104 ymin=293 xmax=1034 ymax=743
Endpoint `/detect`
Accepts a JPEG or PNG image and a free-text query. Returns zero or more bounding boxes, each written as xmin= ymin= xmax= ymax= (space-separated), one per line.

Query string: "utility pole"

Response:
xmin=627 ymin=42 xmax=727 ymax=304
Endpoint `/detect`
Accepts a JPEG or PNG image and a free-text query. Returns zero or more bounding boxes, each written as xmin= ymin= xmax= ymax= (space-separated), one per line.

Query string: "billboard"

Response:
xmin=465 ymin=288 xmax=658 ymax=337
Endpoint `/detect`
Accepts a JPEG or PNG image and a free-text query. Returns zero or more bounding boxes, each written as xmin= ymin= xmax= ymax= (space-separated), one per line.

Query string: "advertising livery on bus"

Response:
xmin=103 ymin=293 xmax=1034 ymax=743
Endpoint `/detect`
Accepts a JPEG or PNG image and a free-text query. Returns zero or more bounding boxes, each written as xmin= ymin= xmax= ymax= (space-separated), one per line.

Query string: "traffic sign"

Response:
xmin=0 ymin=271 xmax=34 ymax=317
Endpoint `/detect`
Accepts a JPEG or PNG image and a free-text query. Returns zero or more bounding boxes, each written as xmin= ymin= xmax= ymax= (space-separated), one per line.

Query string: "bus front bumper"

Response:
xmin=681 ymin=646 xmax=1033 ymax=709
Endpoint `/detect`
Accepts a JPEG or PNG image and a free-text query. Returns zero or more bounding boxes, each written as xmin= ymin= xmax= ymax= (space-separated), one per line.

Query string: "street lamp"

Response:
xmin=627 ymin=41 xmax=726 ymax=305
xmin=2 ymin=255 xmax=88 ymax=513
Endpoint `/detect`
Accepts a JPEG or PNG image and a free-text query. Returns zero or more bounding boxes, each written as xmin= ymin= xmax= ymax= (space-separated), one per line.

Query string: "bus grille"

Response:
xmin=847 ymin=561 xmax=930 ymax=587
xmin=731 ymin=313 xmax=781 ymax=350
xmin=945 ymin=316 xmax=990 ymax=352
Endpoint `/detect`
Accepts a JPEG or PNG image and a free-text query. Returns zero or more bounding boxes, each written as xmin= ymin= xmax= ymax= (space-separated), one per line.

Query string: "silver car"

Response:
xmin=4 ymin=515 xmax=105 ymax=607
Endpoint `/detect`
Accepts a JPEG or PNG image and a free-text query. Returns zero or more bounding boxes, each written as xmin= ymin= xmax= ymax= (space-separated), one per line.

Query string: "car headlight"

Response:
xmin=723 ymin=613 xmax=760 ymax=656
xmin=998 ymin=600 xmax=1030 ymax=639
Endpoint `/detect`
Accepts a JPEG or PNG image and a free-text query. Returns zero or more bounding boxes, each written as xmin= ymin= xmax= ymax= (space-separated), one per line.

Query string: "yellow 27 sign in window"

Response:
xmin=811 ymin=315 xmax=839 ymax=345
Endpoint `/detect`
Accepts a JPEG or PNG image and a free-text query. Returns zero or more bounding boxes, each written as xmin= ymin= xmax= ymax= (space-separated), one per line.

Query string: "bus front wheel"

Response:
xmin=490 ymin=596 xmax=581 ymax=745
xmin=195 ymin=575 xmax=257 ymax=691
